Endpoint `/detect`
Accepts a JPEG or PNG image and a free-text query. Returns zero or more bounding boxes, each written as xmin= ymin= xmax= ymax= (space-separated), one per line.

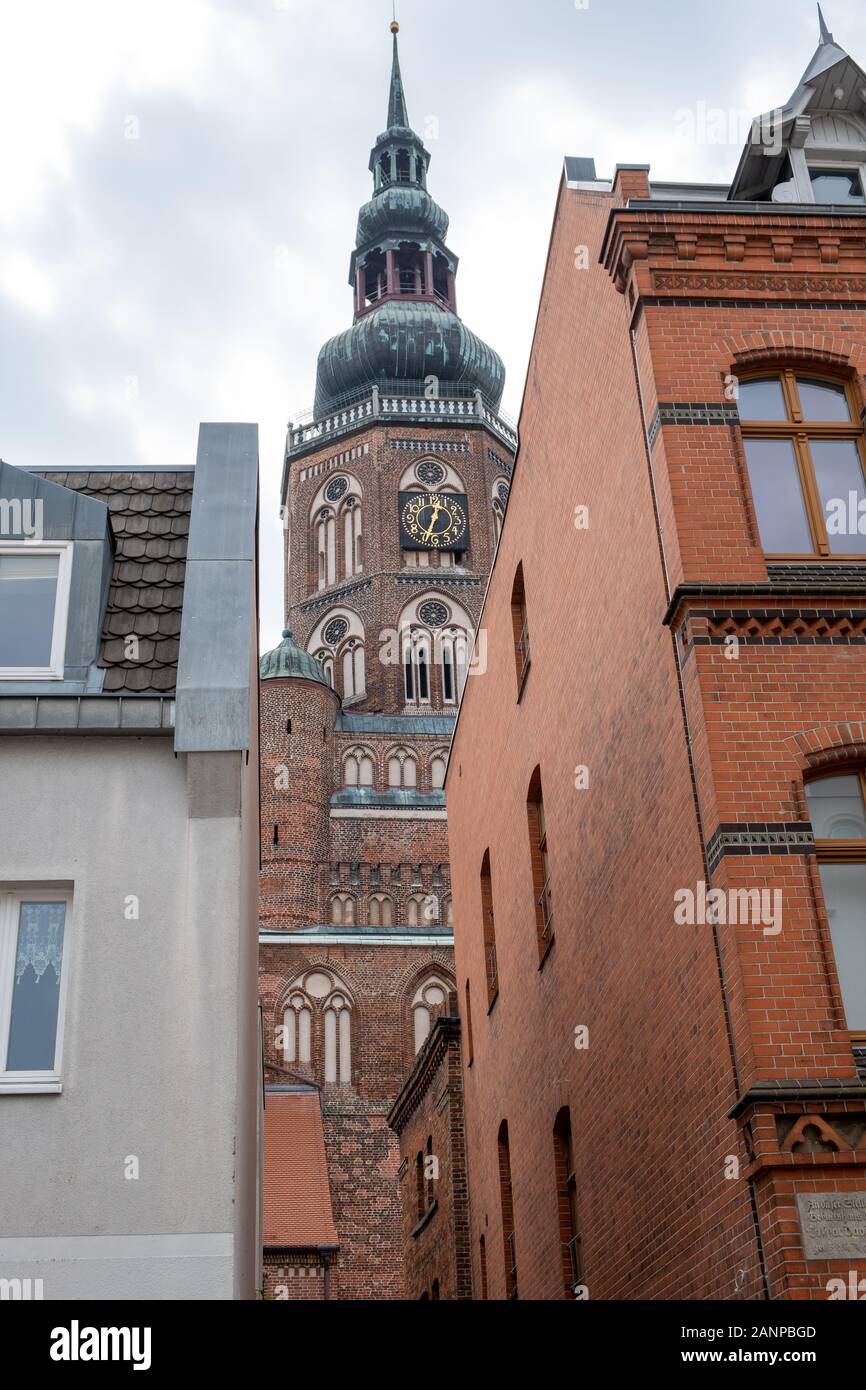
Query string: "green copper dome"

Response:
xmin=315 ymin=302 xmax=505 ymax=418
xmin=356 ymin=184 xmax=449 ymax=248
xmin=260 ymin=630 xmax=332 ymax=688
xmin=312 ymin=26 xmax=506 ymax=419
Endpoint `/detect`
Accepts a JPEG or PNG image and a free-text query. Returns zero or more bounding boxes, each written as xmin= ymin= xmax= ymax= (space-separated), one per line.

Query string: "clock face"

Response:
xmin=401 ymin=492 xmax=467 ymax=550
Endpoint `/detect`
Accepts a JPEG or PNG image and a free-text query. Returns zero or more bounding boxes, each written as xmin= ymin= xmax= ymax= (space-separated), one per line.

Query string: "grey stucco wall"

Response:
xmin=0 ymin=736 xmax=255 ymax=1300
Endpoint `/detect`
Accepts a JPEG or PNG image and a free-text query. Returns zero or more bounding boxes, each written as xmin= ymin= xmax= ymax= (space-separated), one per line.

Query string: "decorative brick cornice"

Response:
xmin=706 ymin=822 xmax=815 ymax=875
xmin=684 ymin=609 xmax=866 ymax=648
xmin=665 ymin=582 xmax=866 ymax=629
xmin=648 ymin=401 xmax=741 ymax=449
xmin=387 ymin=1014 xmax=460 ymax=1133
xmin=602 ymin=205 xmax=866 ymax=297
xmin=298 ymin=578 xmax=373 ymax=614
xmin=652 ymin=271 xmax=866 ymax=299
xmin=730 ymin=1078 xmax=866 ymax=1121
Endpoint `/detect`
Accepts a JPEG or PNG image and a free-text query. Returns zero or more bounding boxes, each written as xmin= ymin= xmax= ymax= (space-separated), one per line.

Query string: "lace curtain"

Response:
xmin=15 ymin=902 xmax=66 ymax=984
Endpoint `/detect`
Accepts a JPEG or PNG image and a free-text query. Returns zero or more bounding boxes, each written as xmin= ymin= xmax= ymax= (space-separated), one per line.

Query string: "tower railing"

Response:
xmin=285 ymin=387 xmax=519 ymax=460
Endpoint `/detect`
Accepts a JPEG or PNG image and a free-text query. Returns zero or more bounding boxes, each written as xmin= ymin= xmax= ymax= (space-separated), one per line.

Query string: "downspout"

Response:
xmin=629 ymin=319 xmax=772 ymax=1302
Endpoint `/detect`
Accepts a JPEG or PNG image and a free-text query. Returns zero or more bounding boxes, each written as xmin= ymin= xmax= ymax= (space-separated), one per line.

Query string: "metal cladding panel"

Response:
xmin=174 ymin=425 xmax=259 ymax=755
xmin=187 ymin=424 xmax=259 ymax=563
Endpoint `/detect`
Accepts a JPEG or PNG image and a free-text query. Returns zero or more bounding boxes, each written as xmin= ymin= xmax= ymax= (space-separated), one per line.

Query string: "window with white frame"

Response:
xmin=0 ymin=890 xmax=70 ymax=1090
xmin=0 ymin=545 xmax=72 ymax=679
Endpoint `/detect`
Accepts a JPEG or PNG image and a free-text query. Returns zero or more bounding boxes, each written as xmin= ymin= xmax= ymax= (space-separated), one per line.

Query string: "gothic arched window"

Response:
xmin=323 ymin=989 xmax=352 ymax=1086
xmin=330 ymin=894 xmax=356 ymax=926
xmin=343 ymin=747 xmax=375 ymax=789
xmin=411 ymin=975 xmax=451 ymax=1052
xmin=387 ymin=747 xmax=417 ymax=789
xmin=279 ymin=969 xmax=354 ymax=1091
xmin=369 ymin=895 xmax=394 ymax=927
xmin=430 ymin=751 xmax=448 ymax=790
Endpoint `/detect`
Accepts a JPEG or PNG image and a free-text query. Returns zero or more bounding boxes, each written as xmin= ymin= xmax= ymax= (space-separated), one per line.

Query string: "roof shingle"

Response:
xmin=40 ymin=470 xmax=194 ymax=694
xmin=263 ymin=1091 xmax=339 ymax=1250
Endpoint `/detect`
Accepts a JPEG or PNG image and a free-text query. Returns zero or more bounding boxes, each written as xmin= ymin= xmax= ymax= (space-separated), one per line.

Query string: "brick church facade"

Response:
xmin=446 ymin=14 xmax=866 ymax=1300
xmin=258 ymin=23 xmax=515 ymax=1300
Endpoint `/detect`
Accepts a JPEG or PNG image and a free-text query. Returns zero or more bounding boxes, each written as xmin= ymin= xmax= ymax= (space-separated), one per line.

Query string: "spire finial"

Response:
xmin=818 ymin=3 xmax=833 ymax=44
xmin=387 ymin=10 xmax=408 ymax=128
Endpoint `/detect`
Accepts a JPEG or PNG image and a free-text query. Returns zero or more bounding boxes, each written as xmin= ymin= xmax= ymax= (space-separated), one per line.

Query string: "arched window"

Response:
xmin=388 ymin=747 xmax=417 ymax=788
xmin=492 ymin=498 xmax=504 ymax=543
xmin=464 ymin=977 xmax=474 ymax=1066
xmin=282 ymin=991 xmax=312 ymax=1066
xmin=315 ymin=508 xmax=336 ymax=589
xmin=412 ymin=975 xmax=450 ymax=1052
xmin=415 ymin=1151 xmax=425 ymax=1221
xmin=498 ymin=1121 xmax=518 ymax=1300
xmin=511 ymin=564 xmax=530 ymax=693
xmin=280 ymin=969 xmax=354 ymax=1090
xmin=439 ymin=628 xmax=469 ymax=705
xmin=430 ymin=752 xmax=448 ymax=789
xmin=553 ymin=1107 xmax=581 ymax=1297
xmin=342 ymin=497 xmax=363 ymax=579
xmin=330 ymin=894 xmax=356 ymax=926
xmin=408 ymin=893 xmax=438 ymax=928
xmin=369 ymin=895 xmax=394 ymax=927
xmin=527 ymin=767 xmax=554 ymax=958
xmin=738 ymin=372 xmax=866 ymax=557
xmin=316 ymin=650 xmax=335 ymax=689
xmin=481 ymin=850 xmax=498 ymax=1006
xmin=309 ymin=477 xmax=363 ymax=590
xmin=400 ymin=595 xmax=473 ymax=709
xmin=343 ymin=747 xmax=374 ymax=789
xmin=805 ymin=770 xmax=866 ymax=1040
xmin=323 ymin=989 xmax=352 ymax=1086
xmin=341 ymin=639 xmax=366 ymax=701
xmin=308 ymin=610 xmax=365 ymax=704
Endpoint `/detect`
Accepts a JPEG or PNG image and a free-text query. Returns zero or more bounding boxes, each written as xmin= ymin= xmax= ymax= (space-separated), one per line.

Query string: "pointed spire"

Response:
xmin=387 ymin=19 xmax=409 ymax=129
xmin=818 ymin=3 xmax=833 ymax=44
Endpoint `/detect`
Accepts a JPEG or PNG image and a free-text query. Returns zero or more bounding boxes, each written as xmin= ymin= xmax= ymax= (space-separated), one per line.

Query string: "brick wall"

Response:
xmin=389 ymin=1014 xmax=472 ymax=1300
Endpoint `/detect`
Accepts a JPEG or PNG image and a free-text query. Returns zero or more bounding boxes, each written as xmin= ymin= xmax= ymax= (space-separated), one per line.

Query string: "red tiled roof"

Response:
xmin=263 ymin=1091 xmax=339 ymax=1250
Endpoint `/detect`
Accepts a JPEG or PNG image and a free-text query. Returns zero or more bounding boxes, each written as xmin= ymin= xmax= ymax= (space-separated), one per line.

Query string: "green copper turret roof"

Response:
xmin=311 ymin=23 xmax=506 ymax=419
xmin=260 ymin=630 xmax=332 ymax=688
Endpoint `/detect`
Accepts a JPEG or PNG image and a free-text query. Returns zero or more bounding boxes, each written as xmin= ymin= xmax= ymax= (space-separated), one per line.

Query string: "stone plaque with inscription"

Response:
xmin=797 ymin=1193 xmax=866 ymax=1260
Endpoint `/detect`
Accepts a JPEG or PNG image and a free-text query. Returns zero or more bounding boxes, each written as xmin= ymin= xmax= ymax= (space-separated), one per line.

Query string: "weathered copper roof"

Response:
xmin=315 ymin=303 xmax=505 ymax=418
xmin=40 ymin=470 xmax=192 ymax=693
xmin=260 ymin=629 xmax=333 ymax=689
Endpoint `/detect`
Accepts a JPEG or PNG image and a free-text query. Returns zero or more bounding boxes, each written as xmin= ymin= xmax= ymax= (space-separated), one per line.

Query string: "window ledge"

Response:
xmin=487 ymin=989 xmax=500 ymax=1017
xmin=0 ymin=1080 xmax=62 ymax=1094
xmin=411 ymin=1199 xmax=439 ymax=1239
xmin=516 ymin=660 xmax=531 ymax=704
xmin=538 ymin=933 xmax=556 ymax=971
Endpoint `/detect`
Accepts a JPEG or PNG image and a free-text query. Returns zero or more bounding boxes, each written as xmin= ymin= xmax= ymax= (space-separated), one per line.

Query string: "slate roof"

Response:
xmin=39 ymin=471 xmax=193 ymax=694
xmin=263 ymin=1090 xmax=339 ymax=1250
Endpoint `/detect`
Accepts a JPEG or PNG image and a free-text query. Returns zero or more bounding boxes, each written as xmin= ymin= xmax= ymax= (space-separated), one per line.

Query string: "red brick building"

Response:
xmin=258 ymin=23 xmax=515 ymax=1299
xmin=388 ymin=1004 xmax=472 ymax=1301
xmin=446 ymin=17 xmax=866 ymax=1301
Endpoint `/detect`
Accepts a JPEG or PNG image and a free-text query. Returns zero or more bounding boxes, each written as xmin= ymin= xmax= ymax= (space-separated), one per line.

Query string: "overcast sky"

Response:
xmin=1 ymin=0 xmax=864 ymax=651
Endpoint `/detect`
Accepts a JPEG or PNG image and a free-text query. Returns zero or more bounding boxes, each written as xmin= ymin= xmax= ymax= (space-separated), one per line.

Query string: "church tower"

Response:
xmin=258 ymin=23 xmax=516 ymax=1300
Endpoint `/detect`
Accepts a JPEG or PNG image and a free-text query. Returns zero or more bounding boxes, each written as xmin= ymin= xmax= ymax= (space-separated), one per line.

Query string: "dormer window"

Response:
xmin=809 ymin=167 xmax=866 ymax=204
xmin=0 ymin=544 xmax=72 ymax=680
